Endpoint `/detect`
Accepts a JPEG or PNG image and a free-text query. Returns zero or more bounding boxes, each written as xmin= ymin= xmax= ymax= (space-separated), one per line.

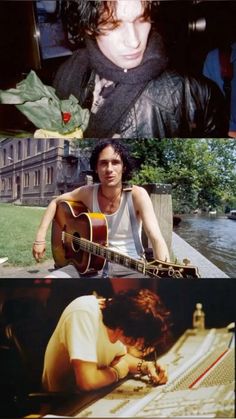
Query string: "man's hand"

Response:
xmin=143 ymin=361 xmax=168 ymax=386
xmin=32 ymin=242 xmax=46 ymax=262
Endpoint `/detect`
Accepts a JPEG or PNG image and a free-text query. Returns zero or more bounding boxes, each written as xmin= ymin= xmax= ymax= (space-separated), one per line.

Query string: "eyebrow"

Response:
xmin=113 ymin=12 xmax=146 ymax=23
xmin=98 ymin=158 xmax=122 ymax=163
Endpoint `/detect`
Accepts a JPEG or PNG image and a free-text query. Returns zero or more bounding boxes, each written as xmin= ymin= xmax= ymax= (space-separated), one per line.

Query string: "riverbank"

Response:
xmin=172 ymin=233 xmax=229 ymax=278
xmin=174 ymin=214 xmax=236 ymax=278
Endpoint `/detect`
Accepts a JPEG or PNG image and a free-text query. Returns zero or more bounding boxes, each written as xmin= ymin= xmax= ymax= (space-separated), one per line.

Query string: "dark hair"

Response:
xmin=90 ymin=139 xmax=135 ymax=183
xmin=61 ymin=0 xmax=159 ymax=44
xmin=102 ymin=288 xmax=170 ymax=349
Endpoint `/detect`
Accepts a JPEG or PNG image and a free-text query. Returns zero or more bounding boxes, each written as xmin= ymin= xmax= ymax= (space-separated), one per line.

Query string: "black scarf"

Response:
xmin=55 ymin=31 xmax=168 ymax=137
xmin=85 ymin=31 xmax=168 ymax=137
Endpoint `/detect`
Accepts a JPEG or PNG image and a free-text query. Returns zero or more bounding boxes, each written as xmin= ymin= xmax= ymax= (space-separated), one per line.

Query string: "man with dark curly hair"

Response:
xmin=33 ymin=139 xmax=170 ymax=278
xmin=42 ymin=288 xmax=169 ymax=392
xmin=54 ymin=0 xmax=227 ymax=138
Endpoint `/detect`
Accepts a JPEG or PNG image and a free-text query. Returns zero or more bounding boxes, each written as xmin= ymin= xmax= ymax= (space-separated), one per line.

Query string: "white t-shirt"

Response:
xmin=42 ymin=295 xmax=126 ymax=392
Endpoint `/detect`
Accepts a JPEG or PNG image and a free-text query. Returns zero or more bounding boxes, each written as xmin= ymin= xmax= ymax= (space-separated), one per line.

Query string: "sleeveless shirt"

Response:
xmin=92 ymin=184 xmax=142 ymax=259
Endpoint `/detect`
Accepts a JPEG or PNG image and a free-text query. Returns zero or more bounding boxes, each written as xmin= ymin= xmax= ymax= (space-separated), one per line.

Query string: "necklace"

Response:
xmin=99 ymin=186 xmax=122 ymax=213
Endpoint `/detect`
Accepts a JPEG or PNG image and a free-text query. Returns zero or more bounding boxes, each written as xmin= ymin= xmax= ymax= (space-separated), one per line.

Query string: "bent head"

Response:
xmin=102 ymin=288 xmax=170 ymax=350
xmin=63 ymin=1 xmax=159 ymax=69
xmin=96 ymin=0 xmax=152 ymax=69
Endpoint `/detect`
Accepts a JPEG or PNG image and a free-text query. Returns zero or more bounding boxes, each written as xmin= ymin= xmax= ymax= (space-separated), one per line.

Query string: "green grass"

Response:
xmin=0 ymin=203 xmax=52 ymax=267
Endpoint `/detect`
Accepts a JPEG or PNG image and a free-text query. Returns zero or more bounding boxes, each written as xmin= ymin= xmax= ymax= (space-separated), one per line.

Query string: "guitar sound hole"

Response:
xmin=72 ymin=232 xmax=80 ymax=252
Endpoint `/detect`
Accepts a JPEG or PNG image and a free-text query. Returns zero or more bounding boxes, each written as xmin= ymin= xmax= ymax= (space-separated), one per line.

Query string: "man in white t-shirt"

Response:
xmin=42 ymin=288 xmax=169 ymax=392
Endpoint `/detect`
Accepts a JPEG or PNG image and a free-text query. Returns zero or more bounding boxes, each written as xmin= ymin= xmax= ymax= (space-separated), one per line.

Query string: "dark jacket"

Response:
xmin=118 ymin=71 xmax=227 ymax=138
xmin=54 ymin=53 xmax=227 ymax=138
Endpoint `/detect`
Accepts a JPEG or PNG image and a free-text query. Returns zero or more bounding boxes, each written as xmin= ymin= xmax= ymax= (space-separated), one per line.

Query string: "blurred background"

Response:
xmin=0 ymin=0 xmax=236 ymax=132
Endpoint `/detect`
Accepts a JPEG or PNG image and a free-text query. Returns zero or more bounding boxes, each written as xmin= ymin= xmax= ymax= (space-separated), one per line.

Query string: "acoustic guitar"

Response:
xmin=51 ymin=201 xmax=200 ymax=278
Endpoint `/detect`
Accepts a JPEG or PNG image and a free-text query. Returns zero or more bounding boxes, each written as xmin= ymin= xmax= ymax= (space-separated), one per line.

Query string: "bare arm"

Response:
xmin=32 ymin=186 xmax=92 ymax=261
xmin=133 ymin=186 xmax=170 ymax=262
xmin=72 ymin=359 xmax=129 ymax=391
xmin=72 ymin=353 xmax=167 ymax=391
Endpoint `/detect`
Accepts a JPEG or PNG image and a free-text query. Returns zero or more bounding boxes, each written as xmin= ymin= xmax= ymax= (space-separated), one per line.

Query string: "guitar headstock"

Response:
xmin=145 ymin=259 xmax=200 ymax=279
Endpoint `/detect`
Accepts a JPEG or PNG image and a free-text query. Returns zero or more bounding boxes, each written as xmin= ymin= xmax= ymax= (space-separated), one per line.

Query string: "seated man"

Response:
xmin=33 ymin=139 xmax=170 ymax=278
xmin=55 ymin=0 xmax=227 ymax=138
xmin=42 ymin=288 xmax=169 ymax=392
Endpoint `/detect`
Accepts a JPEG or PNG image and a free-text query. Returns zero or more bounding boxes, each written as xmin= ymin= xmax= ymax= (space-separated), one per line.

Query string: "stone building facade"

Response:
xmin=0 ymin=138 xmax=91 ymax=206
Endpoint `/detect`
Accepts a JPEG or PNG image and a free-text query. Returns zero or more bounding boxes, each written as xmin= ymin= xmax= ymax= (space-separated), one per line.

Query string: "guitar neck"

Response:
xmin=62 ymin=232 xmax=199 ymax=278
xmin=78 ymin=236 xmax=146 ymax=275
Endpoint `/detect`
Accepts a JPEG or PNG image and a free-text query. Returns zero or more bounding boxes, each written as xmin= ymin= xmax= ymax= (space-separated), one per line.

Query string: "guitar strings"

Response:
xmin=61 ymin=231 xmax=184 ymax=277
xmin=62 ymin=231 xmax=146 ymax=271
xmin=62 ymin=232 xmax=182 ymax=272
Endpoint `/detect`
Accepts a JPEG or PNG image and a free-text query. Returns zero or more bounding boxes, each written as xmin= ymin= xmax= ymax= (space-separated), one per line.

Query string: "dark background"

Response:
xmin=0 ymin=278 xmax=235 ymax=417
xmin=0 ymin=277 xmax=235 ymax=340
xmin=1 ymin=1 xmax=236 ymax=85
xmin=0 ymin=1 xmax=236 ymax=132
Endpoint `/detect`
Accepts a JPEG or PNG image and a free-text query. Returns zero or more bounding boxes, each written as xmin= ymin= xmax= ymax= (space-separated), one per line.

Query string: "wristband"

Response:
xmin=33 ymin=240 xmax=46 ymax=245
xmin=110 ymin=366 xmax=120 ymax=382
xmin=137 ymin=359 xmax=145 ymax=375
xmin=137 ymin=360 xmax=149 ymax=376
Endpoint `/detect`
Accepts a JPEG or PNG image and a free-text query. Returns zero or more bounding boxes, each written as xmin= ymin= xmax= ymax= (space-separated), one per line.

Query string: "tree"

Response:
xmin=129 ymin=139 xmax=236 ymax=213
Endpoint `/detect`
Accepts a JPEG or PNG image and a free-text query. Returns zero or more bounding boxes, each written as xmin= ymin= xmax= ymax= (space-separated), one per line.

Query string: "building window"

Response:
xmin=27 ymin=138 xmax=30 ymax=156
xmin=46 ymin=167 xmax=53 ymax=184
xmin=37 ymin=140 xmax=42 ymax=153
xmin=9 ymin=145 xmax=14 ymax=162
xmin=34 ymin=170 xmax=41 ymax=186
xmin=3 ymin=149 xmax=6 ymax=166
xmin=24 ymin=173 xmax=29 ymax=187
xmin=48 ymin=139 xmax=55 ymax=148
xmin=17 ymin=141 xmax=22 ymax=160
xmin=8 ymin=177 xmax=13 ymax=190
xmin=1 ymin=179 xmax=5 ymax=191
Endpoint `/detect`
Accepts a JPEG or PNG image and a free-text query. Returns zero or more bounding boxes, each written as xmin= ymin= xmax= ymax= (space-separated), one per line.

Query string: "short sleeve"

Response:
xmin=61 ymin=309 xmax=99 ymax=363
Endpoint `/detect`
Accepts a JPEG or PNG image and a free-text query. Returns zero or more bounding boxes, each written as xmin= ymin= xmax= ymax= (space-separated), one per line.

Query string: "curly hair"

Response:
xmin=89 ymin=139 xmax=135 ymax=183
xmin=102 ymin=288 xmax=170 ymax=349
xmin=61 ymin=0 xmax=159 ymax=44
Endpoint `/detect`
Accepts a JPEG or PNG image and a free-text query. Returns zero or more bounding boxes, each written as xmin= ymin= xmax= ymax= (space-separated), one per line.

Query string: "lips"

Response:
xmin=122 ymin=51 xmax=142 ymax=60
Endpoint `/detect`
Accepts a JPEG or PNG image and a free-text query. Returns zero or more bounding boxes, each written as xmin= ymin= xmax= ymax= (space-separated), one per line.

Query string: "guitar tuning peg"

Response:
xmin=183 ymin=258 xmax=190 ymax=266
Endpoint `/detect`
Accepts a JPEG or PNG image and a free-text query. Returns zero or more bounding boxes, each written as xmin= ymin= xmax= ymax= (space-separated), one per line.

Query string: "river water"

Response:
xmin=174 ymin=214 xmax=236 ymax=278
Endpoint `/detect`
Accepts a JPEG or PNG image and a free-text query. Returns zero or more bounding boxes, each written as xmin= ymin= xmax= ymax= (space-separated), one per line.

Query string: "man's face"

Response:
xmin=96 ymin=0 xmax=151 ymax=69
xmin=96 ymin=145 xmax=124 ymax=187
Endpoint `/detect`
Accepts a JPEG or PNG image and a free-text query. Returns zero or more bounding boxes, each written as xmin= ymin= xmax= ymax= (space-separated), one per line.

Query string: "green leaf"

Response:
xmin=0 ymin=70 xmax=90 ymax=134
